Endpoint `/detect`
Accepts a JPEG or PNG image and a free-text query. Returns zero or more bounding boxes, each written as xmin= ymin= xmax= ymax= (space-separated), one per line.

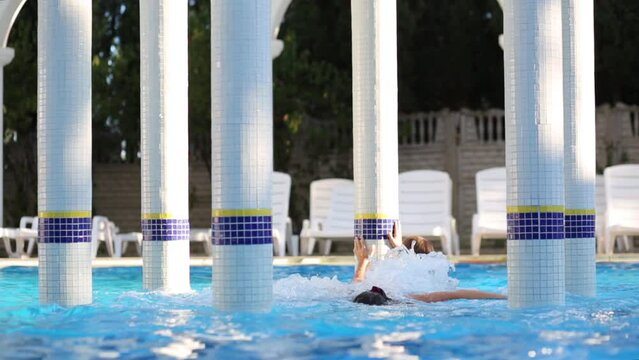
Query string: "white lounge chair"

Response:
xmin=471 ymin=167 xmax=507 ymax=256
xmin=190 ymin=228 xmax=212 ymax=256
xmin=399 ymin=170 xmax=459 ymax=255
xmin=273 ymin=171 xmax=294 ymax=256
xmin=0 ymin=216 xmax=38 ymax=258
xmin=300 ymin=179 xmax=354 ymax=255
xmin=604 ymin=164 xmax=639 ymax=254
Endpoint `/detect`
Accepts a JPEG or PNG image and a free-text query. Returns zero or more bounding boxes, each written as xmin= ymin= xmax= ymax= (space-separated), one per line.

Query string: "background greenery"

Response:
xmin=3 ymin=0 xmax=639 ymax=227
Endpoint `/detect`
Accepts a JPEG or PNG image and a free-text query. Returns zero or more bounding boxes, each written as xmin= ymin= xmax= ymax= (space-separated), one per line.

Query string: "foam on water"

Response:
xmin=274 ymin=247 xmax=459 ymax=302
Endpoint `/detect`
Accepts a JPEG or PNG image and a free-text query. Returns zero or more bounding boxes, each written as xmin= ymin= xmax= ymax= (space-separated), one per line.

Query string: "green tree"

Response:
xmin=92 ymin=1 xmax=141 ymax=163
xmin=188 ymin=0 xmax=212 ymax=171
xmin=3 ymin=1 xmax=37 ymax=226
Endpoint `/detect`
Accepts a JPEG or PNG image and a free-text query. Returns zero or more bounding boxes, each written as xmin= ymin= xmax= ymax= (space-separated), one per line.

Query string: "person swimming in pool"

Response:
xmin=353 ymin=285 xmax=505 ymax=305
xmin=352 ymin=221 xmax=506 ymax=304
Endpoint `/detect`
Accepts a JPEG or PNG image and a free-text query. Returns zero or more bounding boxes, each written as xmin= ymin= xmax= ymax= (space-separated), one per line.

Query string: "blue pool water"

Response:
xmin=0 ymin=263 xmax=638 ymax=359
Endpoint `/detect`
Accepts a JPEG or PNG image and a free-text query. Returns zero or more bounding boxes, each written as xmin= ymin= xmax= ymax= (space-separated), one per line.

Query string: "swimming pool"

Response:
xmin=0 ymin=263 xmax=637 ymax=359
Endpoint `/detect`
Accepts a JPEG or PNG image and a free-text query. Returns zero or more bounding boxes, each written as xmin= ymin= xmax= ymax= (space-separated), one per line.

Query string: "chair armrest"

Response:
xmin=19 ymin=216 xmax=33 ymax=229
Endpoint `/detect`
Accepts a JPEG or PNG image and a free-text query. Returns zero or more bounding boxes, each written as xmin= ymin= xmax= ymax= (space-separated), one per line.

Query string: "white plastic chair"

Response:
xmin=0 ymin=216 xmax=38 ymax=258
xmin=110 ymin=221 xmax=143 ymax=257
xmin=471 ymin=167 xmax=507 ymax=256
xmin=300 ymin=179 xmax=354 ymax=255
xmin=272 ymin=171 xmax=295 ymax=256
xmin=604 ymin=164 xmax=639 ymax=254
xmin=399 ymin=170 xmax=459 ymax=255
xmin=92 ymin=216 xmax=115 ymax=258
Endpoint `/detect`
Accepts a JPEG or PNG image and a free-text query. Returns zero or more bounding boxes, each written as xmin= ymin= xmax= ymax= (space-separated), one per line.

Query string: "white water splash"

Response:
xmin=359 ymin=248 xmax=459 ymax=299
xmin=274 ymin=247 xmax=458 ymax=302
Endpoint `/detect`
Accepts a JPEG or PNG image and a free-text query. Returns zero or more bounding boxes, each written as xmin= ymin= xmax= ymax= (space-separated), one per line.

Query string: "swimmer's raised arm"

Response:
xmin=409 ymin=290 xmax=506 ymax=303
xmin=353 ymin=236 xmax=370 ymax=282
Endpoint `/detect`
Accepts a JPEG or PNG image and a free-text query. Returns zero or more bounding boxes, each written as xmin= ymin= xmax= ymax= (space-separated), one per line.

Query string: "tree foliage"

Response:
xmin=3 ymin=0 xmax=639 ymax=226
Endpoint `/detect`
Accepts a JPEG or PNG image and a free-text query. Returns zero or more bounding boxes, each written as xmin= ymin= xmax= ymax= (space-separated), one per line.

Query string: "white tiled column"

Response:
xmin=139 ymin=0 xmax=190 ymax=293
xmin=562 ymin=0 xmax=596 ymax=297
xmin=504 ymin=0 xmax=566 ymax=308
xmin=37 ymin=0 xmax=92 ymax=306
xmin=0 ymin=47 xmax=14 ymax=228
xmin=210 ymin=0 xmax=273 ymax=311
xmin=351 ymin=0 xmax=399 ymax=260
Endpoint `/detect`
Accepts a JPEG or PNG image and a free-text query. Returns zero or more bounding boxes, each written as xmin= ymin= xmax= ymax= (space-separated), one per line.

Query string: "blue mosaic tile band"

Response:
xmin=211 ymin=216 xmax=273 ymax=245
xmin=507 ymin=212 xmax=564 ymax=240
xmin=142 ymin=219 xmax=190 ymax=241
xmin=38 ymin=217 xmax=92 ymax=243
xmin=565 ymin=214 xmax=595 ymax=239
xmin=354 ymin=218 xmax=396 ymax=241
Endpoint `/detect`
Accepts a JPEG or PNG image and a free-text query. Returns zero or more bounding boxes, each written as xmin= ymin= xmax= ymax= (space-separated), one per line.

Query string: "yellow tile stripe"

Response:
xmin=212 ymin=209 xmax=272 ymax=217
xmin=565 ymin=209 xmax=596 ymax=215
xmin=507 ymin=205 xmax=565 ymax=213
xmin=38 ymin=211 xmax=92 ymax=218
xmin=355 ymin=213 xmax=391 ymax=219
xmin=143 ymin=213 xmax=175 ymax=219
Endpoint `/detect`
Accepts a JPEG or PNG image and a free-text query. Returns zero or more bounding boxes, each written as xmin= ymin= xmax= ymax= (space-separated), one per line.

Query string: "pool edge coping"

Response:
xmin=1 ymin=254 xmax=638 ymax=268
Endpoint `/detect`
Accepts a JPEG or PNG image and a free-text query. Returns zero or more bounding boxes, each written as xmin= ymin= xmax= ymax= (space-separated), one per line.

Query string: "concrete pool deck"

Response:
xmin=1 ymin=254 xmax=638 ymax=269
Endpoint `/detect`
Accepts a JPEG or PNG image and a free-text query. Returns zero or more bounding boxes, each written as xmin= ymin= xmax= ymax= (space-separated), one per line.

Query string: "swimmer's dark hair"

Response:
xmin=353 ymin=286 xmax=391 ymax=306
xmin=403 ymin=236 xmax=434 ymax=254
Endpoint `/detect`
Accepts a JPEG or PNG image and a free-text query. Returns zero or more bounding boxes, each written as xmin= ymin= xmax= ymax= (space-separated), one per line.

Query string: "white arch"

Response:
xmin=0 ymin=0 xmax=27 ymax=48
xmin=0 ymin=0 xmax=26 ymax=227
xmin=272 ymin=0 xmax=292 ymax=58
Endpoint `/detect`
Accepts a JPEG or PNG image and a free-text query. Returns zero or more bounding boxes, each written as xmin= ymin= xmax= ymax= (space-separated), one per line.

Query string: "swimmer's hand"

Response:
xmin=386 ymin=221 xmax=402 ymax=249
xmin=353 ymin=236 xmax=371 ymax=282
xmin=353 ymin=236 xmax=370 ymax=262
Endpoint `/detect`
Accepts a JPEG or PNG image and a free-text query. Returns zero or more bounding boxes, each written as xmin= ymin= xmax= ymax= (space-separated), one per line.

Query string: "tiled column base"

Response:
xmin=565 ymin=212 xmax=596 ymax=296
xmin=354 ymin=217 xmax=396 ymax=259
xmin=142 ymin=218 xmax=190 ymax=293
xmin=39 ymin=243 xmax=92 ymax=306
xmin=565 ymin=238 xmax=596 ymax=296
xmin=507 ymin=239 xmax=565 ymax=308
xmin=507 ymin=210 xmax=565 ymax=308
xmin=211 ymin=215 xmax=273 ymax=311
xmin=38 ymin=216 xmax=93 ymax=305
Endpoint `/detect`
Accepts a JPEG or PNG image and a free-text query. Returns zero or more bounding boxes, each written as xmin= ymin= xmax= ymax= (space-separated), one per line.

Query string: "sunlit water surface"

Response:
xmin=0 ymin=255 xmax=637 ymax=359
